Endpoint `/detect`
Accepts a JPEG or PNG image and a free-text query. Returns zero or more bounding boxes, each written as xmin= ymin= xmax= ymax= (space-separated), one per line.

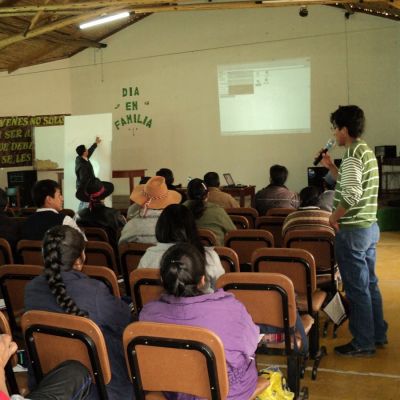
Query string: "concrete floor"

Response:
xmin=257 ymin=231 xmax=400 ymax=400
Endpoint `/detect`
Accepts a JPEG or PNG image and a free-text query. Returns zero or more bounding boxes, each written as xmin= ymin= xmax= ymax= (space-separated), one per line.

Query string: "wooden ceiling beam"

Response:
xmin=0 ymin=19 xmax=106 ymax=48
xmin=0 ymin=0 xmax=170 ymax=14
xmin=0 ymin=11 xmax=84 ymax=17
xmin=0 ymin=5 xmax=126 ymax=50
xmin=24 ymin=0 xmax=52 ymax=35
xmin=129 ymin=0 xmax=388 ymax=13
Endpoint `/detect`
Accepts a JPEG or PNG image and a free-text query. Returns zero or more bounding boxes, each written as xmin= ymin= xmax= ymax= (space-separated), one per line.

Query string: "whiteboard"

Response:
xmin=34 ymin=126 xmax=65 ymax=168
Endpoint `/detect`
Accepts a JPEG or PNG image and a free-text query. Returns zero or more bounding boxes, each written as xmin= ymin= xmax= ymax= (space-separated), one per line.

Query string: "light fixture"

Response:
xmin=79 ymin=11 xmax=130 ymax=30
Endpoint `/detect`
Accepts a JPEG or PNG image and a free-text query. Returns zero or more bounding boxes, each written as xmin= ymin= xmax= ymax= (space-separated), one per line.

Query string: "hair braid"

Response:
xmin=43 ymin=228 xmax=88 ymax=317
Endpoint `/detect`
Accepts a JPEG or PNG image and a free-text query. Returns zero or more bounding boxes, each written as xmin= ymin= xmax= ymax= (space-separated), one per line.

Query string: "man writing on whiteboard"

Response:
xmin=75 ymin=136 xmax=114 ymax=210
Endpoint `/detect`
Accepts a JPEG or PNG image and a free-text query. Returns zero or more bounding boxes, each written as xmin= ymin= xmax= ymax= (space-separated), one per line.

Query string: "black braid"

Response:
xmin=43 ymin=227 xmax=88 ymax=317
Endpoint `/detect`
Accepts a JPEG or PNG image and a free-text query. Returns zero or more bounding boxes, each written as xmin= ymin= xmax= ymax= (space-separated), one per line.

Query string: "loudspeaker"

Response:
xmin=375 ymin=145 xmax=397 ymax=159
xmin=307 ymin=167 xmax=328 ymax=190
xmin=7 ymin=170 xmax=37 ymax=207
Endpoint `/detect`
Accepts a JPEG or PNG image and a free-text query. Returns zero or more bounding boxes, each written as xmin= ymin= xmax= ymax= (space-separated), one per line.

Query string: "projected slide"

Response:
xmin=218 ymin=58 xmax=310 ymax=135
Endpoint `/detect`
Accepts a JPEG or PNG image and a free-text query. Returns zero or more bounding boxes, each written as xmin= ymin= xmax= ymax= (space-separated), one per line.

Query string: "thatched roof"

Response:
xmin=0 ymin=0 xmax=399 ymax=73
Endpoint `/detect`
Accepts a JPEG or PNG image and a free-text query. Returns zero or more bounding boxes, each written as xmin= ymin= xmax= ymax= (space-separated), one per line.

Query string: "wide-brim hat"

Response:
xmin=76 ymin=178 xmax=114 ymax=202
xmin=130 ymin=176 xmax=181 ymax=209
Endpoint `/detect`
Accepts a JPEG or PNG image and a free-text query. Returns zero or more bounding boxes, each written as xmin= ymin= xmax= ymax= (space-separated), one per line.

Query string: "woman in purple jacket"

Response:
xmin=139 ymin=243 xmax=260 ymax=400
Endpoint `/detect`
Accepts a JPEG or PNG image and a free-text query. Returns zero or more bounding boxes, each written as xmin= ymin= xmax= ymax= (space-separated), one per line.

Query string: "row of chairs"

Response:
xmin=224 ymin=207 xmax=295 ymax=248
xmin=0 ymin=246 xmax=326 ymax=397
xmin=127 ymin=250 xmax=327 ymax=384
xmin=0 ymin=264 xmax=120 ymax=337
xmin=0 ymin=238 xmax=240 ymax=297
xmin=2 ymin=270 xmax=311 ymax=399
xmin=200 ymin=226 xmax=335 ymax=278
xmin=1 ymin=224 xmax=335 ymax=299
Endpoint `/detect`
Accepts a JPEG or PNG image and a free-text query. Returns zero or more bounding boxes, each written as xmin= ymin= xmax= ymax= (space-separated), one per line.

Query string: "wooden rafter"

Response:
xmin=0 ymin=20 xmax=106 ymax=48
xmin=0 ymin=11 xmax=84 ymax=18
xmin=0 ymin=0 xmax=396 ymax=17
xmin=0 ymin=5 xmax=126 ymax=50
xmin=24 ymin=0 xmax=52 ymax=35
xmin=0 ymin=0 xmax=171 ymax=14
xmin=128 ymin=0 xmax=383 ymax=13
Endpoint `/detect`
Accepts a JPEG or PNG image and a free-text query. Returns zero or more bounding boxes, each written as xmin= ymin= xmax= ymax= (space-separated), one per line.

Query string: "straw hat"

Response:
xmin=131 ymin=176 xmax=181 ymax=211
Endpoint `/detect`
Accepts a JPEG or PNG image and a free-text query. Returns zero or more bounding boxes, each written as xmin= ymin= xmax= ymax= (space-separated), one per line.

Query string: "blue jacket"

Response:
xmin=24 ymin=270 xmax=134 ymax=400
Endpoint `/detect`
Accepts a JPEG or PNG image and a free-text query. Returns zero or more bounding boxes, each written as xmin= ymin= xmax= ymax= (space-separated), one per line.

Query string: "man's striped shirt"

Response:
xmin=333 ymin=139 xmax=379 ymax=229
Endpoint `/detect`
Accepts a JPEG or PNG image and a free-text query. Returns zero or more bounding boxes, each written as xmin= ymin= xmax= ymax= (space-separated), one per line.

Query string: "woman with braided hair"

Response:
xmin=24 ymin=225 xmax=134 ymax=400
xmin=140 ymin=243 xmax=260 ymax=400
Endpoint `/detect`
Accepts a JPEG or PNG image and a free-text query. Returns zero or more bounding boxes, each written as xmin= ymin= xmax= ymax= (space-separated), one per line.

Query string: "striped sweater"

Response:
xmin=282 ymin=207 xmax=335 ymax=238
xmin=333 ymin=139 xmax=379 ymax=229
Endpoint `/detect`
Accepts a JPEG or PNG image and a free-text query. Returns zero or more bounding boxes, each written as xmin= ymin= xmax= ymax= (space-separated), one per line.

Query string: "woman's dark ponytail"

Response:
xmin=186 ymin=178 xmax=208 ymax=220
xmin=160 ymin=243 xmax=206 ymax=297
xmin=43 ymin=226 xmax=88 ymax=317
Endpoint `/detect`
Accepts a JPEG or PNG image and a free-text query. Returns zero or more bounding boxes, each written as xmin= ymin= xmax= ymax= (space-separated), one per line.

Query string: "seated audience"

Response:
xmin=24 ymin=226 xmax=133 ymax=400
xmin=119 ymin=176 xmax=181 ymax=244
xmin=140 ymin=243 xmax=260 ymax=399
xmin=282 ymin=185 xmax=334 ymax=238
xmin=255 ymin=165 xmax=299 ymax=215
xmin=184 ymin=178 xmax=235 ymax=246
xmin=318 ymin=171 xmax=336 ymax=212
xmin=138 ymin=204 xmax=225 ymax=290
xmin=21 ymin=180 xmax=84 ymax=241
xmin=77 ymin=178 xmax=126 ymax=248
xmin=0 ymin=334 xmax=92 ymax=400
xmin=156 ymin=167 xmax=186 ymax=202
xmin=203 ymin=172 xmax=239 ymax=209
xmin=0 ymin=188 xmax=21 ymax=255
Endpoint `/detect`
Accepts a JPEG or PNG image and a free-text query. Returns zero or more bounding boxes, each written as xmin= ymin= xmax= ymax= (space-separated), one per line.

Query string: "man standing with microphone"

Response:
xmin=319 ymin=105 xmax=387 ymax=357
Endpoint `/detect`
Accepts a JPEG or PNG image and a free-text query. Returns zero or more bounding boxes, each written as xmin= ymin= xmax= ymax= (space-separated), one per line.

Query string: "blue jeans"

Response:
xmin=335 ymin=223 xmax=387 ymax=349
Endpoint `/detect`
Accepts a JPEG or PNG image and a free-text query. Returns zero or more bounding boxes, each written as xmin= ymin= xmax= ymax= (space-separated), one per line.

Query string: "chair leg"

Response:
xmin=309 ymin=318 xmax=320 ymax=359
xmin=309 ymin=314 xmax=327 ymax=380
xmin=311 ymin=346 xmax=327 ymax=380
xmin=287 ymin=354 xmax=301 ymax=398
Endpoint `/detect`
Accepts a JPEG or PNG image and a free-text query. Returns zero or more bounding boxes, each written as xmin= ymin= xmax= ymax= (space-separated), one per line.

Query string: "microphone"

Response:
xmin=313 ymin=138 xmax=335 ymax=166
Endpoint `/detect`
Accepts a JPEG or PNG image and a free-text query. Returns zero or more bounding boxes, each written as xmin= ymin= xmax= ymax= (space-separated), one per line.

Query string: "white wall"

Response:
xmin=0 ymin=7 xmax=399 ymax=196
xmin=68 ymin=6 xmax=400 ymax=193
xmin=0 ymin=59 xmax=72 ymax=188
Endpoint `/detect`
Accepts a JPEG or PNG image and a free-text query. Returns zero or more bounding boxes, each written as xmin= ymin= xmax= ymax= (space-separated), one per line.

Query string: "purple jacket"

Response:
xmin=139 ymin=289 xmax=259 ymax=400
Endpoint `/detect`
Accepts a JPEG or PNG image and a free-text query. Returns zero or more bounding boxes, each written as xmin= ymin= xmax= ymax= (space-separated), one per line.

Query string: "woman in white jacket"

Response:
xmin=138 ymin=204 xmax=225 ymax=291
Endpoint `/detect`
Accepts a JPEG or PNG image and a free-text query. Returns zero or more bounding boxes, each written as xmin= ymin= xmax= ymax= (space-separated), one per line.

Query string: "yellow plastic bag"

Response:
xmin=256 ymin=368 xmax=294 ymax=400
